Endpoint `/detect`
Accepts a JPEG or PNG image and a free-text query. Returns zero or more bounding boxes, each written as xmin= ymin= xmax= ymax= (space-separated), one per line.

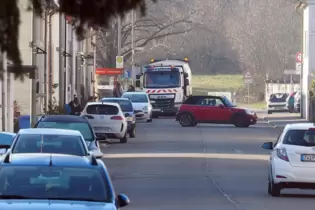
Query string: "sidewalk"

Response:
xmin=263 ymin=113 xmax=309 ymax=129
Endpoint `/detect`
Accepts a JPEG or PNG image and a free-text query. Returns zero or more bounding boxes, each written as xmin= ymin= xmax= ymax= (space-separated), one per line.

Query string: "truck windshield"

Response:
xmin=144 ymin=71 xmax=180 ymax=88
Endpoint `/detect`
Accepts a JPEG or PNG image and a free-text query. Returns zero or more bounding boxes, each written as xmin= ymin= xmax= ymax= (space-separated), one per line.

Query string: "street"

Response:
xmin=103 ymin=117 xmax=315 ymax=210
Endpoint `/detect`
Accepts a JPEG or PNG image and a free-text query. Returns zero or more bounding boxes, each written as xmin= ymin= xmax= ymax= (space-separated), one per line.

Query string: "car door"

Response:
xmin=201 ymin=97 xmax=232 ymax=122
xmin=192 ymin=97 xmax=217 ymax=121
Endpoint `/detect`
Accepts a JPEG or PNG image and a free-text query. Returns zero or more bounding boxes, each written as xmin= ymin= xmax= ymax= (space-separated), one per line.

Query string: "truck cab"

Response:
xmin=135 ymin=58 xmax=192 ymax=118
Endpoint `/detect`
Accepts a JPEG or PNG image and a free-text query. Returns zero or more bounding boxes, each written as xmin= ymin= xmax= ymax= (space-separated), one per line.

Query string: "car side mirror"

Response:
xmin=117 ymin=194 xmax=130 ymax=207
xmin=184 ymin=78 xmax=189 ymax=86
xmin=262 ymin=142 xmax=273 ymax=150
xmin=218 ymin=104 xmax=225 ymax=108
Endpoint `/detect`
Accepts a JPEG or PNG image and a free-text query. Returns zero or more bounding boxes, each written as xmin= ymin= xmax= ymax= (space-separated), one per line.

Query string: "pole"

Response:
xmin=43 ymin=11 xmax=48 ymax=110
xmin=2 ymin=53 xmax=7 ymax=131
xmin=247 ymin=84 xmax=250 ymax=104
xmin=31 ymin=11 xmax=37 ymax=128
xmin=117 ymin=16 xmax=122 ymax=56
xmin=131 ymin=10 xmax=134 ymax=65
xmin=290 ymin=73 xmax=293 ymax=93
xmin=59 ymin=13 xmax=65 ymax=107
xmin=48 ymin=13 xmax=53 ymax=104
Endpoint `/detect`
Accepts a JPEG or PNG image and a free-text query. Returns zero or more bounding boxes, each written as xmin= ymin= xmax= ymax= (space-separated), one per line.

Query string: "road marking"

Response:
xmin=103 ymin=153 xmax=269 ymax=160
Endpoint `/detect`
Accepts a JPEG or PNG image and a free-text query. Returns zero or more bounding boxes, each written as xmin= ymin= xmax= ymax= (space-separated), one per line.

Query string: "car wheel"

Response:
xmin=129 ymin=127 xmax=136 ymax=138
xmin=120 ymin=133 xmax=128 ymax=143
xmin=270 ymin=180 xmax=281 ymax=197
xmin=233 ymin=116 xmax=250 ymax=128
xmin=191 ymin=121 xmax=198 ymax=126
xmin=179 ymin=113 xmax=194 ymax=127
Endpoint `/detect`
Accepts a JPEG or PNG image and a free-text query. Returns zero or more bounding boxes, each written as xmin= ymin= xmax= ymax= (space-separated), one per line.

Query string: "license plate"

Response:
xmin=301 ymin=154 xmax=315 ymax=162
xmin=152 ymin=109 xmax=160 ymax=111
xmin=126 ymin=117 xmax=133 ymax=121
xmin=95 ymin=127 xmax=111 ymax=131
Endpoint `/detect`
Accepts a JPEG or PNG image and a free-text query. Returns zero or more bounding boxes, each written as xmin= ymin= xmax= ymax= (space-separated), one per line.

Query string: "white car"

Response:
xmin=121 ymin=92 xmax=152 ymax=122
xmin=81 ymin=102 xmax=128 ymax=143
xmin=267 ymin=93 xmax=288 ymax=114
xmin=262 ymin=123 xmax=315 ymax=196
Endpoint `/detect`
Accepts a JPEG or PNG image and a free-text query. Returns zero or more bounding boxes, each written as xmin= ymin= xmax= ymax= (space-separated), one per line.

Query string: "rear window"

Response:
xmin=269 ymin=93 xmax=287 ymax=102
xmin=283 ymin=129 xmax=315 ymax=147
xmin=86 ymin=105 xmax=119 ymax=115
xmin=101 ymin=100 xmax=133 ymax=112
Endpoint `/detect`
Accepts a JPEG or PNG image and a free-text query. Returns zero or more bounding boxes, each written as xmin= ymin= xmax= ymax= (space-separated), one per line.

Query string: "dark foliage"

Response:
xmin=0 ymin=0 xmax=156 ymax=79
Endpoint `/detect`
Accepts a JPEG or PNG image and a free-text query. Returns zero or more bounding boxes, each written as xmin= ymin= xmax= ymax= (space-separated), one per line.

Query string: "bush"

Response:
xmin=43 ymin=97 xmax=65 ymax=115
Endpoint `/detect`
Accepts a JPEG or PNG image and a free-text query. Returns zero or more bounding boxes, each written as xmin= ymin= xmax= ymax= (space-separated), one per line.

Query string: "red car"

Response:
xmin=176 ymin=95 xmax=258 ymax=127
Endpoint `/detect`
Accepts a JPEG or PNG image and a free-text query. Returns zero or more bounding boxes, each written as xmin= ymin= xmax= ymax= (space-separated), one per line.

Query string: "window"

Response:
xmin=197 ymin=98 xmax=224 ymax=107
xmin=86 ymin=105 xmax=119 ymax=115
xmin=12 ymin=134 xmax=87 ymax=156
xmin=269 ymin=93 xmax=288 ymax=102
xmin=0 ymin=166 xmax=111 ymax=202
xmin=144 ymin=70 xmax=180 ymax=88
xmin=36 ymin=122 xmax=94 ymax=142
xmin=122 ymin=94 xmax=148 ymax=103
xmin=283 ymin=129 xmax=315 ymax=147
xmin=101 ymin=100 xmax=133 ymax=112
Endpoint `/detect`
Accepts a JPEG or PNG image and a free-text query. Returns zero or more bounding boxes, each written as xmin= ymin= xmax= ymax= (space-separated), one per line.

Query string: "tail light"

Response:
xmin=277 ymin=148 xmax=289 ymax=162
xmin=110 ymin=116 xmax=123 ymax=120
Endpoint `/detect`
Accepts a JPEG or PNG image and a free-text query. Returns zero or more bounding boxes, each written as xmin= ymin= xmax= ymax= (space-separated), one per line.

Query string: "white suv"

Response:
xmin=81 ymin=102 xmax=128 ymax=143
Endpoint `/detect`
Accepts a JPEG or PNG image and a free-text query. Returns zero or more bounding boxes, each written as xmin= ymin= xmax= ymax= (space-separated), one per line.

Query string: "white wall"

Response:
xmin=15 ymin=1 xmax=32 ymax=115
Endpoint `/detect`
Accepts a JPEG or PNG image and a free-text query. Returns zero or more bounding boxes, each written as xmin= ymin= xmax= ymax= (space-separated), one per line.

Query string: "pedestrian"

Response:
xmin=68 ymin=95 xmax=82 ymax=115
xmin=113 ymin=82 xmax=123 ymax=97
xmin=127 ymin=85 xmax=135 ymax=92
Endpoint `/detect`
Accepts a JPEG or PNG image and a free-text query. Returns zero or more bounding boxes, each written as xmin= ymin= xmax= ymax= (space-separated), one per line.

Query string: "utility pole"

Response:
xmin=30 ymin=11 xmax=38 ymax=128
xmin=131 ymin=10 xmax=135 ymax=65
xmin=117 ymin=16 xmax=122 ymax=56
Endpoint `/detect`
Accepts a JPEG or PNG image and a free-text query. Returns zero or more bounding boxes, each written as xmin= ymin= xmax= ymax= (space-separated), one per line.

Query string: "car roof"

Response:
xmin=86 ymin=102 xmax=120 ymax=107
xmin=284 ymin=123 xmax=315 ymax=130
xmin=101 ymin=97 xmax=130 ymax=101
xmin=39 ymin=115 xmax=88 ymax=123
xmin=0 ymin=132 xmax=16 ymax=136
xmin=187 ymin=95 xmax=223 ymax=99
xmin=0 ymin=153 xmax=102 ymax=168
xmin=18 ymin=128 xmax=81 ymax=136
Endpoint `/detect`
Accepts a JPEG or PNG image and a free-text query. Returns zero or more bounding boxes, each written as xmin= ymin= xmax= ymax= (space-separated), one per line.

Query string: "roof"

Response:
xmin=39 ymin=115 xmax=88 ymax=123
xmin=0 ymin=132 xmax=16 ymax=136
xmin=101 ymin=97 xmax=129 ymax=101
xmin=18 ymin=128 xmax=81 ymax=136
xmin=189 ymin=95 xmax=223 ymax=99
xmin=86 ymin=102 xmax=120 ymax=107
xmin=0 ymin=153 xmax=101 ymax=168
xmin=284 ymin=123 xmax=315 ymax=130
xmin=151 ymin=60 xmax=188 ymax=65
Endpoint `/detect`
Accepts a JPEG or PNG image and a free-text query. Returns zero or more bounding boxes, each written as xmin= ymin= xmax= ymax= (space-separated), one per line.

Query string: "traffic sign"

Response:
xmin=296 ymin=63 xmax=301 ymax=73
xmin=116 ymin=56 xmax=124 ymax=68
xmin=296 ymin=52 xmax=302 ymax=63
xmin=244 ymin=71 xmax=252 ymax=79
xmin=244 ymin=78 xmax=253 ymax=84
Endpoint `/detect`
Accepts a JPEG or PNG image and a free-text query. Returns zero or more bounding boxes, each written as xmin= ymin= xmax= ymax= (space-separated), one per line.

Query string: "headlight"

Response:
xmin=142 ymin=106 xmax=148 ymax=111
xmin=245 ymin=109 xmax=254 ymax=115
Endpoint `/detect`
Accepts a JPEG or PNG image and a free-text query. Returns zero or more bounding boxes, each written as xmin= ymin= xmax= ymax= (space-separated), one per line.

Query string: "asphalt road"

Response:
xmin=102 ymin=117 xmax=315 ymax=210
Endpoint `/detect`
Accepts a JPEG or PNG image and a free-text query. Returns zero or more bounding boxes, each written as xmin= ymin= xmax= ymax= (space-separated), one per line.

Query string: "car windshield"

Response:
xmin=221 ymin=97 xmax=236 ymax=107
xmin=36 ymin=122 xmax=94 ymax=142
xmin=86 ymin=105 xmax=119 ymax=115
xmin=144 ymin=70 xmax=180 ymax=88
xmin=101 ymin=100 xmax=133 ymax=112
xmin=0 ymin=166 xmax=111 ymax=202
xmin=269 ymin=93 xmax=287 ymax=102
xmin=11 ymin=134 xmax=87 ymax=156
xmin=283 ymin=130 xmax=315 ymax=147
xmin=122 ymin=94 xmax=148 ymax=103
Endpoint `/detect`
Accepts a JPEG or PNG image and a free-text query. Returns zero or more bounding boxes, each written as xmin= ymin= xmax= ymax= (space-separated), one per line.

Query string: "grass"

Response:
xmin=192 ymin=74 xmax=244 ymax=95
xmin=238 ymin=102 xmax=266 ymax=109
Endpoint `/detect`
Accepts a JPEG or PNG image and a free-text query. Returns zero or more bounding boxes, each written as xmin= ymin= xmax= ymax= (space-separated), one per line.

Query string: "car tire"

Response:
xmin=179 ymin=113 xmax=194 ymax=127
xmin=233 ymin=116 xmax=250 ymax=128
xmin=129 ymin=127 xmax=136 ymax=138
xmin=269 ymin=180 xmax=281 ymax=197
xmin=267 ymin=110 xmax=272 ymax=114
xmin=120 ymin=133 xmax=128 ymax=143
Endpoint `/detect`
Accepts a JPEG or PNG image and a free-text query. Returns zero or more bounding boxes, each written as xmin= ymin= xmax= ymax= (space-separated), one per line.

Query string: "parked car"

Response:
xmin=101 ymin=97 xmax=136 ymax=138
xmin=121 ymin=92 xmax=152 ymax=122
xmin=0 ymin=153 xmax=130 ymax=209
xmin=81 ymin=102 xmax=128 ymax=143
xmin=294 ymin=90 xmax=301 ymax=113
xmin=267 ymin=93 xmax=288 ymax=114
xmin=35 ymin=115 xmax=103 ymax=157
xmin=176 ymin=95 xmax=257 ymax=127
xmin=262 ymin=123 xmax=315 ymax=197
xmin=0 ymin=128 xmax=103 ymax=158
xmin=0 ymin=132 xmax=16 ymax=155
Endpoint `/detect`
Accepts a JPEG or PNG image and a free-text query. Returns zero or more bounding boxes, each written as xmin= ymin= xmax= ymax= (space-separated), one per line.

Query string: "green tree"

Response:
xmin=0 ymin=0 xmax=156 ymax=78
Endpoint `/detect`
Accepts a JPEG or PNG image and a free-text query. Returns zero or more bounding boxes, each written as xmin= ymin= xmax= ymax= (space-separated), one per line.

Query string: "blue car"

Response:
xmin=0 ymin=152 xmax=130 ymax=209
xmin=0 ymin=132 xmax=16 ymax=155
xmin=101 ymin=98 xmax=136 ymax=138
